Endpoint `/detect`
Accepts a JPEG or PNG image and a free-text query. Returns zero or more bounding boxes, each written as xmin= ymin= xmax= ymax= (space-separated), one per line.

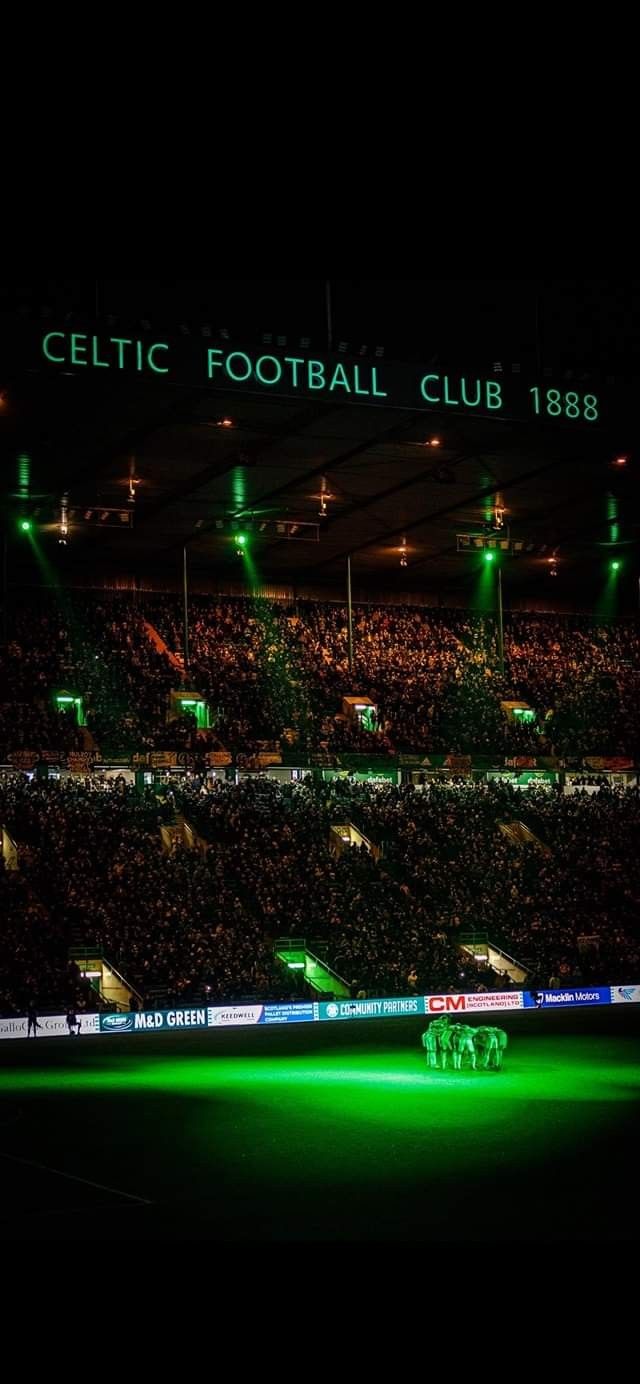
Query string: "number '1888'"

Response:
xmin=530 ymin=387 xmax=598 ymax=421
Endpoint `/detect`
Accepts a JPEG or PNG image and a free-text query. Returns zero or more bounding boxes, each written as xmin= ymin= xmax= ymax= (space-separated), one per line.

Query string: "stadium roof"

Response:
xmin=1 ymin=281 xmax=638 ymax=600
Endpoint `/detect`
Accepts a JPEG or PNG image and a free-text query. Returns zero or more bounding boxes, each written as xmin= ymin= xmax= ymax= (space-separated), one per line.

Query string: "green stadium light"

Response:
xmin=236 ymin=533 xmax=248 ymax=547
xmin=610 ymin=559 xmax=620 ymax=572
xmin=484 ymin=550 xmax=495 ymax=563
xmin=19 ymin=518 xmax=32 ymax=532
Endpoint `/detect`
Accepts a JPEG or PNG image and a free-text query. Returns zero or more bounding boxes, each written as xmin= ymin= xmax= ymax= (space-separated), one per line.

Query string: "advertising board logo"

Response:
xmin=0 ymin=1019 xmax=26 ymax=1036
xmin=464 ymin=991 xmax=523 ymax=1011
xmin=526 ymin=988 xmax=607 ymax=1008
xmin=325 ymin=1003 xmax=339 ymax=1019
xmin=102 ymin=1013 xmax=134 ymax=1031
xmin=427 ymin=995 xmax=466 ymax=1013
xmin=613 ymin=985 xmax=640 ymax=1003
xmin=209 ymin=1006 xmax=264 ymax=1027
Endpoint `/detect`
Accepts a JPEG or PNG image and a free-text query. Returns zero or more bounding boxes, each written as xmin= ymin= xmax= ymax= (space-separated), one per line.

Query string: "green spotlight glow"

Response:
xmin=484 ymin=550 xmax=495 ymax=563
xmin=0 ymin=1034 xmax=636 ymax=1244
xmin=236 ymin=533 xmax=248 ymax=547
xmin=19 ymin=518 xmax=32 ymax=532
xmin=597 ymin=556 xmax=621 ymax=616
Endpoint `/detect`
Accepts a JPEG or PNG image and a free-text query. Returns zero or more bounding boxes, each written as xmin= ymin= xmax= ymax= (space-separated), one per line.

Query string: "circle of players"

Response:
xmin=421 ymin=1016 xmax=508 ymax=1070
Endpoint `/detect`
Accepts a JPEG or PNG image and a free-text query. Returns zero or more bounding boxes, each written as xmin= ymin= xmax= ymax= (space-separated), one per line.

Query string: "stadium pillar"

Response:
xmin=182 ymin=545 xmax=189 ymax=672
xmin=347 ymin=554 xmax=354 ymax=674
xmin=497 ymin=565 xmax=504 ymax=675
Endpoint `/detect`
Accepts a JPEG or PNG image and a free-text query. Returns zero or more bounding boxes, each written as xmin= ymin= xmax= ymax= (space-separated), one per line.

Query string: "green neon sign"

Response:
xmin=421 ymin=375 xmax=503 ymax=410
xmin=529 ymin=386 xmax=598 ymax=421
xmin=207 ymin=349 xmax=388 ymax=398
xmin=32 ymin=326 xmax=604 ymax=426
xmin=43 ymin=331 xmax=169 ymax=373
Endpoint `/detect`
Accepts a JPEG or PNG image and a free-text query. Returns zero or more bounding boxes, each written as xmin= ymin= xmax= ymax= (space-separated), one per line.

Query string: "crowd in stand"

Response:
xmin=0 ymin=596 xmax=170 ymax=760
xmin=0 ymin=776 xmax=298 ymax=1015
xmin=1 ymin=593 xmax=639 ymax=763
xmin=1 ymin=590 xmax=638 ymax=1020
xmin=337 ymin=778 xmax=640 ymax=987
xmin=0 ymin=863 xmax=69 ymax=1016
xmin=1 ymin=772 xmax=638 ymax=1017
